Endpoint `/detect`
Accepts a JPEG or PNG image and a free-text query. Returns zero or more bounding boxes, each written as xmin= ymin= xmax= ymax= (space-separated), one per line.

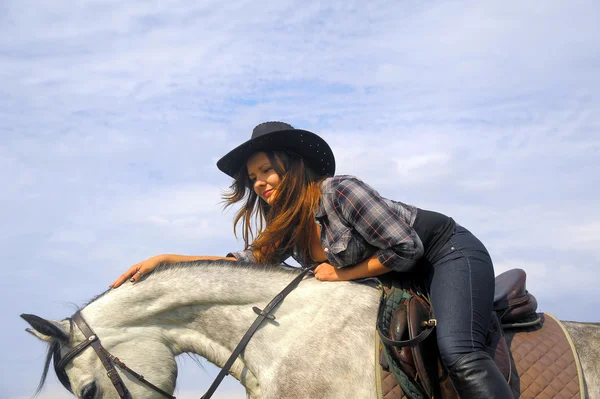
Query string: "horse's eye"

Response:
xmin=81 ymin=382 xmax=97 ymax=399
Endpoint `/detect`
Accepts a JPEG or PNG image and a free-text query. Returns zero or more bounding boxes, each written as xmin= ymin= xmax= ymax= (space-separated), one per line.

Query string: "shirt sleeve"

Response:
xmin=226 ymin=249 xmax=256 ymax=263
xmin=333 ymin=177 xmax=424 ymax=272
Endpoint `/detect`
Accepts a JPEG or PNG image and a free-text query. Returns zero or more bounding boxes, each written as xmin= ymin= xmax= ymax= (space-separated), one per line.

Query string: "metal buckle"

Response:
xmin=422 ymin=318 xmax=437 ymax=328
xmin=252 ymin=306 xmax=276 ymax=320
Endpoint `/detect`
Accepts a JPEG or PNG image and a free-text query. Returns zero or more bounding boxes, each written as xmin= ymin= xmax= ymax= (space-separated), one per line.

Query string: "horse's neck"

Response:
xmin=85 ymin=263 xmax=298 ymax=333
xmin=81 ymin=264 xmax=311 ymax=386
xmin=81 ymin=263 xmax=380 ymax=398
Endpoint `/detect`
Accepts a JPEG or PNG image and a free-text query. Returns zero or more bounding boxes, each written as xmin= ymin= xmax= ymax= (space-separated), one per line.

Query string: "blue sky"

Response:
xmin=2 ymin=1 xmax=599 ymax=398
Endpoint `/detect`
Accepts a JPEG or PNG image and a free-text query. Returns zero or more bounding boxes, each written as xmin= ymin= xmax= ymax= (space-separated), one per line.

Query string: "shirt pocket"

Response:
xmin=329 ymin=227 xmax=353 ymax=253
xmin=328 ymin=227 xmax=368 ymax=267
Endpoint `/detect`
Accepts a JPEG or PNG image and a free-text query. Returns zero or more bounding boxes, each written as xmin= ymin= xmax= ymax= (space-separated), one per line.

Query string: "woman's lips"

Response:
xmin=263 ymin=189 xmax=273 ymax=197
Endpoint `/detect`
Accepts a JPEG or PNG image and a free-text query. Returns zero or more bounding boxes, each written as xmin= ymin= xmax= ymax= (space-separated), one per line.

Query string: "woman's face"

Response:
xmin=246 ymin=152 xmax=281 ymax=205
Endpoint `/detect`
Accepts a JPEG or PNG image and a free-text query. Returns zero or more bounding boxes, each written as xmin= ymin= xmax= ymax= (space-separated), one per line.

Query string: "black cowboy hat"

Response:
xmin=217 ymin=121 xmax=336 ymax=178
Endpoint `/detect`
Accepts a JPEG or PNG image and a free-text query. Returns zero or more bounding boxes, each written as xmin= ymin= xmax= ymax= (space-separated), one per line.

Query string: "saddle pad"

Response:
xmin=505 ymin=313 xmax=585 ymax=399
xmin=375 ymin=313 xmax=585 ymax=399
xmin=375 ymin=331 xmax=407 ymax=399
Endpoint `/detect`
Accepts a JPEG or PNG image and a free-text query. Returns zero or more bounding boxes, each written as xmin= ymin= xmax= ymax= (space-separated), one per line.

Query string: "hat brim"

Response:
xmin=217 ymin=129 xmax=336 ymax=179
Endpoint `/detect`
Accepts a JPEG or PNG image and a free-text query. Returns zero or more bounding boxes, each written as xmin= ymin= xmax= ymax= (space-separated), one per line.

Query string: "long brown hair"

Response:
xmin=222 ymin=150 xmax=324 ymax=264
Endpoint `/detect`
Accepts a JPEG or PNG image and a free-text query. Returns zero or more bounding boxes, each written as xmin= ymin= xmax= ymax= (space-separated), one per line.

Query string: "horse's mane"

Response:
xmin=35 ymin=322 xmax=74 ymax=397
xmin=85 ymin=260 xmax=300 ymax=306
xmin=157 ymin=259 xmax=300 ymax=274
xmin=34 ymin=340 xmax=58 ymax=397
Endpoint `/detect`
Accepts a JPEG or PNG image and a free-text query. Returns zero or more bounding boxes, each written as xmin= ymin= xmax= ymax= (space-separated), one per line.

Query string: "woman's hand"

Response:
xmin=110 ymin=255 xmax=167 ymax=288
xmin=314 ymin=262 xmax=349 ymax=282
xmin=314 ymin=257 xmax=392 ymax=282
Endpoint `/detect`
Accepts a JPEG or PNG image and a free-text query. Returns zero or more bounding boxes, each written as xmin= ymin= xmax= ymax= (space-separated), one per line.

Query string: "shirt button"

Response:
xmin=324 ymin=248 xmax=329 ymax=253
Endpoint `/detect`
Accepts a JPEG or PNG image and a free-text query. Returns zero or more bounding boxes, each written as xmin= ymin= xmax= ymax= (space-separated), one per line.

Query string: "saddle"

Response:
xmin=376 ymin=268 xmax=583 ymax=399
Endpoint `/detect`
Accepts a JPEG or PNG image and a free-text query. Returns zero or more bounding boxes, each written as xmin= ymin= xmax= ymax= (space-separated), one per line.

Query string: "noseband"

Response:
xmin=57 ymin=310 xmax=175 ymax=399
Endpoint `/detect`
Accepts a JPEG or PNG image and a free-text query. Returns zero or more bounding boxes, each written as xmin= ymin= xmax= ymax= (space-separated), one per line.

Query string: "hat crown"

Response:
xmin=251 ymin=121 xmax=294 ymax=139
xmin=217 ymin=121 xmax=335 ymax=178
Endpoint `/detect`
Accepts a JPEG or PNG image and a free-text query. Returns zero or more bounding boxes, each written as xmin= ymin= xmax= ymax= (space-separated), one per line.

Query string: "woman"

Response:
xmin=111 ymin=121 xmax=513 ymax=398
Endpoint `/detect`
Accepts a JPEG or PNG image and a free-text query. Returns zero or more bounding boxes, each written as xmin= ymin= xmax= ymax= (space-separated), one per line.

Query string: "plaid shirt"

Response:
xmin=229 ymin=175 xmax=424 ymax=272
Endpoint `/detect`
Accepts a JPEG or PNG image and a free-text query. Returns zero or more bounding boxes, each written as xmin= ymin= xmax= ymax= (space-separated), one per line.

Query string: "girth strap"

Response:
xmin=201 ymin=265 xmax=317 ymax=399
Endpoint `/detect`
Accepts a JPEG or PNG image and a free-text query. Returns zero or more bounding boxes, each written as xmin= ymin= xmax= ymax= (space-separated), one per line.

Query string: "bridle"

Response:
xmin=57 ymin=310 xmax=175 ymax=398
xmin=56 ymin=265 xmax=315 ymax=399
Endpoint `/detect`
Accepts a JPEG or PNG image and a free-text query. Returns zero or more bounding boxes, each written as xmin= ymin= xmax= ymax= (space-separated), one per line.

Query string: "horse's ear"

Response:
xmin=21 ymin=314 xmax=69 ymax=343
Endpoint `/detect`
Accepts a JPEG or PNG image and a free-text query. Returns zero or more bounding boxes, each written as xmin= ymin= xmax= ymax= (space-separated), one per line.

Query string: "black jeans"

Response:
xmin=428 ymin=225 xmax=496 ymax=368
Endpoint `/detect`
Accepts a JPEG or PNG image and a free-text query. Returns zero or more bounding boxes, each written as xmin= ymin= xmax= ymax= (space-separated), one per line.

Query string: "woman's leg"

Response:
xmin=429 ymin=225 xmax=513 ymax=398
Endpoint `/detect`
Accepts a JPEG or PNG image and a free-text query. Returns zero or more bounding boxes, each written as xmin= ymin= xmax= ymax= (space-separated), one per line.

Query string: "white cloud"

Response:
xmin=458 ymin=179 xmax=498 ymax=191
xmin=566 ymin=223 xmax=600 ymax=250
xmin=108 ymin=184 xmax=225 ymax=225
xmin=395 ymin=153 xmax=451 ymax=182
xmin=494 ymin=259 xmax=599 ymax=305
xmin=2 ymin=0 xmax=599 ymax=397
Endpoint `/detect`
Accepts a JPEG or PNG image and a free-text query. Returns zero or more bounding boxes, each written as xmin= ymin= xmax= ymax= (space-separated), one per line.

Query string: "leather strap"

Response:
xmin=201 ymin=265 xmax=316 ymax=399
xmin=72 ymin=311 xmax=132 ymax=398
xmin=98 ymin=346 xmax=175 ymax=399
xmin=60 ymin=311 xmax=176 ymax=399
xmin=56 ymin=329 xmax=97 ymax=370
xmin=375 ymin=283 xmax=436 ymax=349
xmin=378 ymin=320 xmax=435 ymax=348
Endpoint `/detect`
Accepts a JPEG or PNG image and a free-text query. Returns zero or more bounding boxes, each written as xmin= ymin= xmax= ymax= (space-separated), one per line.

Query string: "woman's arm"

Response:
xmin=332 ymin=176 xmax=424 ymax=272
xmin=314 ymin=256 xmax=391 ymax=281
xmin=110 ymin=254 xmax=236 ymax=288
xmin=163 ymin=254 xmax=237 ymax=263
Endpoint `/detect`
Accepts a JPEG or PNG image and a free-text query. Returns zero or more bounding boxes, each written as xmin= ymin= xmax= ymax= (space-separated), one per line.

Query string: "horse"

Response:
xmin=22 ymin=261 xmax=600 ymax=398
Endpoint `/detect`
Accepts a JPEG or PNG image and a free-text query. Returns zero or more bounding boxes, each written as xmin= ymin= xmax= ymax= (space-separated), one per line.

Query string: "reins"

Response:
xmin=201 ymin=265 xmax=317 ymax=399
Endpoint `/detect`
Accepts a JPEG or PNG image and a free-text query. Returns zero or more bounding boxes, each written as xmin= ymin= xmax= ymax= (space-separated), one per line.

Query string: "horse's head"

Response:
xmin=21 ymin=312 xmax=177 ymax=398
